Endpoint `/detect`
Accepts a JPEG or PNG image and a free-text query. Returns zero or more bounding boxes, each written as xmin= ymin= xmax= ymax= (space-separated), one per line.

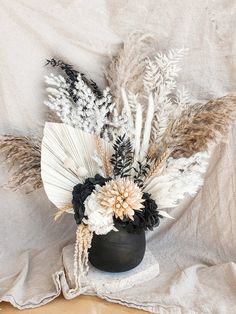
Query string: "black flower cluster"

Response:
xmin=72 ymin=174 xmax=110 ymax=224
xmin=72 ymin=174 xmax=162 ymax=234
xmin=115 ymin=193 xmax=163 ymax=233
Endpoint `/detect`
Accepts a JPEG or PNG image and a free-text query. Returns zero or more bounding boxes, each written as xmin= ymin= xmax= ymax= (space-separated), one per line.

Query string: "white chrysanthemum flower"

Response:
xmin=83 ymin=191 xmax=116 ymax=235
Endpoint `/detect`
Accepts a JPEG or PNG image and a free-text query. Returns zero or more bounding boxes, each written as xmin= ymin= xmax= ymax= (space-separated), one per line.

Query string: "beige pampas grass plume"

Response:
xmin=159 ymin=95 xmax=236 ymax=158
xmin=0 ymin=135 xmax=42 ymax=192
xmin=106 ymin=31 xmax=156 ymax=111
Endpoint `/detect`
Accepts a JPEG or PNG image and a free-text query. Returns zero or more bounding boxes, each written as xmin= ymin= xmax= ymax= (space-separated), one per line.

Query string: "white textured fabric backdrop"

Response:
xmin=0 ymin=1 xmax=236 ymax=313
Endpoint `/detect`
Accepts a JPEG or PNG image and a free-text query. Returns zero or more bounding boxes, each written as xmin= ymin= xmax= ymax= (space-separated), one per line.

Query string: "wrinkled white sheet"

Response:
xmin=0 ymin=1 xmax=236 ymax=313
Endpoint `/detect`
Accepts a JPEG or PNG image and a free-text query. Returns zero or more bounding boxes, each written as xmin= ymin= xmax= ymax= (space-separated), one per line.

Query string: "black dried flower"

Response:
xmin=72 ymin=174 xmax=111 ymax=225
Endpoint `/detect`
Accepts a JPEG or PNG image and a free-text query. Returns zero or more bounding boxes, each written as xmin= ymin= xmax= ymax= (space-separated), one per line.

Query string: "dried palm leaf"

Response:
xmin=41 ymin=123 xmax=113 ymax=210
xmin=0 ymin=135 xmax=42 ymax=192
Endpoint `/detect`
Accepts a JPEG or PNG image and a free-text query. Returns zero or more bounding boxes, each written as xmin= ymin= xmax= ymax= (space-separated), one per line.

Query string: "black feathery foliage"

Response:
xmin=45 ymin=58 xmax=103 ymax=100
xmin=115 ymin=193 xmax=163 ymax=233
xmin=133 ymin=160 xmax=151 ymax=187
xmin=72 ymin=174 xmax=111 ymax=225
xmin=110 ymin=135 xmax=134 ymax=178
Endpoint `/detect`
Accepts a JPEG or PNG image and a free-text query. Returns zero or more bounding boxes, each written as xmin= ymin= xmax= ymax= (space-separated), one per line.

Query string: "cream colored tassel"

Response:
xmin=69 ymin=224 xmax=93 ymax=293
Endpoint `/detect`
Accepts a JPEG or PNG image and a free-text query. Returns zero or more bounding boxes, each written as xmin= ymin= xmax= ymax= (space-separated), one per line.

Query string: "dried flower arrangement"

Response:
xmin=1 ymin=32 xmax=236 ymax=291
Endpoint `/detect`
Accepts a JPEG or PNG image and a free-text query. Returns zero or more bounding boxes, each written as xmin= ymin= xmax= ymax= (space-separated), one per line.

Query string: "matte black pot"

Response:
xmin=89 ymin=226 xmax=146 ymax=272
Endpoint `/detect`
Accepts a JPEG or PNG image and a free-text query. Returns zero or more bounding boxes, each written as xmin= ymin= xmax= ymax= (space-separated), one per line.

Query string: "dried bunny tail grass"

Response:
xmin=156 ymin=95 xmax=236 ymax=159
xmin=95 ymin=136 xmax=112 ymax=177
xmin=106 ymin=31 xmax=156 ymax=111
xmin=0 ymin=135 xmax=42 ymax=192
xmin=70 ymin=224 xmax=93 ymax=293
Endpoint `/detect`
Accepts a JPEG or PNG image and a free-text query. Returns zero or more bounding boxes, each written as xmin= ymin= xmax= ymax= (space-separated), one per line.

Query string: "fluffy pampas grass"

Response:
xmin=0 ymin=135 xmax=42 ymax=192
xmin=106 ymin=31 xmax=156 ymax=111
xmin=159 ymin=95 xmax=236 ymax=158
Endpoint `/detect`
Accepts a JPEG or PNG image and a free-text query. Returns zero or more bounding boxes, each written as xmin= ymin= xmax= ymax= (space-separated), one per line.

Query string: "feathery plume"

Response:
xmin=106 ymin=31 xmax=156 ymax=111
xmin=160 ymin=95 xmax=236 ymax=158
xmin=0 ymin=135 xmax=42 ymax=192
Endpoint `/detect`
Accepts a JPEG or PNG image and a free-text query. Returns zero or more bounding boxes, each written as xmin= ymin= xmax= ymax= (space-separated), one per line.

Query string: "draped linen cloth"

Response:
xmin=0 ymin=1 xmax=236 ymax=313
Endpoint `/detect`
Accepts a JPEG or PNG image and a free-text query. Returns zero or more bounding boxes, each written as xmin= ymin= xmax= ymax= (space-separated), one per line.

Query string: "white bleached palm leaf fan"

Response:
xmin=41 ymin=122 xmax=113 ymax=217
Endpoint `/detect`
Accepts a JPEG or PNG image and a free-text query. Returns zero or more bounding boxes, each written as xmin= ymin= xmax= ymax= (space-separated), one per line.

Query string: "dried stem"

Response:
xmin=54 ymin=203 xmax=73 ymax=221
xmin=145 ymin=149 xmax=172 ymax=180
xmin=95 ymin=137 xmax=112 ymax=177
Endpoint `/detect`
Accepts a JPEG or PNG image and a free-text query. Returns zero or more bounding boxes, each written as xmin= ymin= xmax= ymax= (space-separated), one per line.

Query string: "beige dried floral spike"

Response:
xmin=95 ymin=136 xmax=112 ymax=177
xmin=97 ymin=178 xmax=144 ymax=220
xmin=145 ymin=149 xmax=172 ymax=180
xmin=0 ymin=135 xmax=42 ymax=192
xmin=159 ymin=95 xmax=236 ymax=158
xmin=106 ymin=31 xmax=156 ymax=112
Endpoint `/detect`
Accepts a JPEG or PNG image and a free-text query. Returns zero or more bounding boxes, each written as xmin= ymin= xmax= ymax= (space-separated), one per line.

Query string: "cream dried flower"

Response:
xmin=83 ymin=191 xmax=115 ymax=235
xmin=97 ymin=178 xmax=144 ymax=220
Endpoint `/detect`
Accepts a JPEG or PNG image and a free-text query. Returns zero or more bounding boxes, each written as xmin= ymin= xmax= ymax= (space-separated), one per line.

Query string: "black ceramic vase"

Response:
xmin=89 ymin=226 xmax=146 ymax=272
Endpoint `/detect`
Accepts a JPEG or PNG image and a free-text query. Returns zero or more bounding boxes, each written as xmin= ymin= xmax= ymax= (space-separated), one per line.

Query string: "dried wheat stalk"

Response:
xmin=145 ymin=149 xmax=172 ymax=180
xmin=95 ymin=137 xmax=112 ymax=177
xmin=0 ymin=135 xmax=42 ymax=192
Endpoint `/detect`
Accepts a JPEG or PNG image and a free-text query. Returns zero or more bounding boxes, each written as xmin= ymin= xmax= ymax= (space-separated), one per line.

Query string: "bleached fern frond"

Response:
xmin=171 ymin=86 xmax=192 ymax=119
xmin=144 ymin=48 xmax=188 ymax=145
xmin=150 ymin=95 xmax=173 ymax=144
xmin=144 ymin=48 xmax=186 ymax=94
xmin=144 ymin=151 xmax=210 ymax=209
xmin=175 ymin=86 xmax=191 ymax=108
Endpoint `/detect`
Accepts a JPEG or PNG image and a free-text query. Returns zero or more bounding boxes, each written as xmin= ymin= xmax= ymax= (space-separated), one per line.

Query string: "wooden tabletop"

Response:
xmin=1 ymin=295 xmax=149 ymax=314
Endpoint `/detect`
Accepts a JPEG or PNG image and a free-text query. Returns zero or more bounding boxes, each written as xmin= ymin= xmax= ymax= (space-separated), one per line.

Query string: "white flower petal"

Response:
xmin=84 ymin=191 xmax=115 ymax=235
